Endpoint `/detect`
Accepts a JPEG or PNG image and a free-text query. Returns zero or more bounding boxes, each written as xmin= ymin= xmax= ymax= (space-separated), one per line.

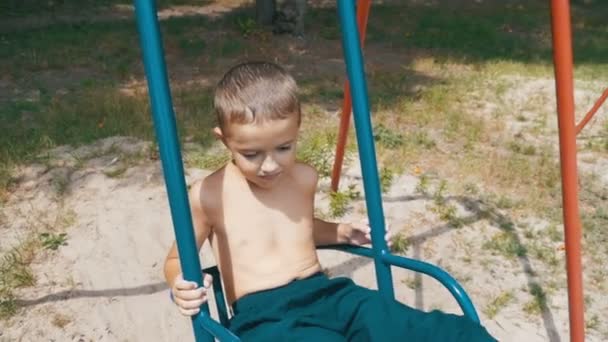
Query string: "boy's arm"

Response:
xmin=312 ymin=218 xmax=349 ymax=246
xmin=298 ymin=163 xmax=350 ymax=246
xmin=163 ymin=179 xmax=212 ymax=288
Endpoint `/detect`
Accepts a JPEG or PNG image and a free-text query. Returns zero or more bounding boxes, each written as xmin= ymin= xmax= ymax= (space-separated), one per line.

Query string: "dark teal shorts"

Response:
xmin=228 ymin=272 xmax=496 ymax=341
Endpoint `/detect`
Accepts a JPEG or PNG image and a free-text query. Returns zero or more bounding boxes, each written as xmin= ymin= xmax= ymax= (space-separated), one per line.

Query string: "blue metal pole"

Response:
xmin=133 ymin=1 xmax=221 ymax=341
xmin=336 ymin=0 xmax=394 ymax=299
xmin=381 ymin=253 xmax=480 ymax=322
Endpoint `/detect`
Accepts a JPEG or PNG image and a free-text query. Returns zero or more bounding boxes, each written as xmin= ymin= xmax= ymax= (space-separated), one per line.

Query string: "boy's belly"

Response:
xmin=219 ymin=249 xmax=323 ymax=305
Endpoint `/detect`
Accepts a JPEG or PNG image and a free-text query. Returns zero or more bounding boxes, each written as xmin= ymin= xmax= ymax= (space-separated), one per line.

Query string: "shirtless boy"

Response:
xmin=164 ymin=61 xmax=496 ymax=341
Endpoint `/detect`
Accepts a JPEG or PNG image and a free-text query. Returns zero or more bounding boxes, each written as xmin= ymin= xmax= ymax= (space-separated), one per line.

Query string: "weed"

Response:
xmin=546 ymin=224 xmax=564 ymax=242
xmin=390 ymin=233 xmax=410 ymax=254
xmin=380 ymin=167 xmax=394 ymax=193
xmin=483 ymin=291 xmax=514 ymax=319
xmin=508 ymin=141 xmax=536 ymax=155
xmin=496 ymin=195 xmax=515 ymax=209
xmin=186 ymin=151 xmax=231 ymax=171
xmin=411 ymin=131 xmax=436 ymax=149
xmin=328 ymin=184 xmax=360 ymax=218
xmin=235 ymin=16 xmax=260 ymax=38
xmin=402 ymin=276 xmax=422 ymax=290
xmin=523 ymin=283 xmax=547 ymax=316
xmin=297 ymin=131 xmax=339 ymax=178
xmin=483 ymin=231 xmax=527 ymax=259
xmin=463 ymin=182 xmax=480 ymax=195
xmin=374 ymin=125 xmax=404 ymax=149
xmin=586 ymin=313 xmax=600 ymax=331
xmin=415 ymin=174 xmax=430 ymax=195
xmin=528 ymin=241 xmax=559 ymax=267
xmin=432 ymin=180 xmax=448 ymax=205
xmin=0 ymin=244 xmax=37 ymax=319
xmin=39 ymin=232 xmax=68 ymax=251
xmin=428 ymin=180 xmax=463 ymax=227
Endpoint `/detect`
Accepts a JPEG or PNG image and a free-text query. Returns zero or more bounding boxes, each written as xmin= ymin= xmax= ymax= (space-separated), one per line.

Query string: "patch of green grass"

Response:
xmin=379 ymin=166 xmax=394 ymax=193
xmin=297 ymin=130 xmax=339 ymax=178
xmin=0 ymin=207 xmax=76 ymax=319
xmin=374 ymin=125 xmax=404 ymax=149
xmin=528 ymin=241 xmax=559 ymax=268
xmin=0 ymin=84 xmax=217 ymax=197
xmin=428 ymin=179 xmax=464 ymax=228
xmin=483 ymin=291 xmax=514 ymax=319
xmin=328 ymin=184 xmax=360 ymax=218
xmin=415 ymin=174 xmax=430 ymax=195
xmin=39 ymin=232 xmax=68 ymax=251
xmin=586 ymin=313 xmax=600 ymax=331
xmin=0 ymin=241 xmax=37 ymax=320
xmin=508 ymin=141 xmax=536 ymax=156
xmin=390 ymin=233 xmax=410 ymax=254
xmin=402 ymin=276 xmax=422 ymax=290
xmin=582 ymin=206 xmax=608 ymax=256
xmin=366 ymin=1 xmax=607 ymax=68
xmin=483 ymin=231 xmax=527 ymax=259
xmin=523 ymin=283 xmax=547 ymax=316
xmin=234 ymin=15 xmax=261 ymax=38
xmin=496 ymin=195 xmax=516 ymax=209
xmin=186 ymin=151 xmax=231 ymax=170
xmin=1 ymin=0 xmax=211 ymax=18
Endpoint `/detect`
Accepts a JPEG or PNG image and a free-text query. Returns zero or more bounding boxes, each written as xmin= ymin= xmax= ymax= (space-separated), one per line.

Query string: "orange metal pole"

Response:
xmin=331 ymin=0 xmax=372 ymax=192
xmin=549 ymin=1 xmax=585 ymax=341
xmin=576 ymin=87 xmax=608 ymax=135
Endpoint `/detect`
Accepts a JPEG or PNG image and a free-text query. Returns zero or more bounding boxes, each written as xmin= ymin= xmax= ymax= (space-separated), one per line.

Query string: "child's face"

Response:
xmin=219 ymin=115 xmax=299 ymax=189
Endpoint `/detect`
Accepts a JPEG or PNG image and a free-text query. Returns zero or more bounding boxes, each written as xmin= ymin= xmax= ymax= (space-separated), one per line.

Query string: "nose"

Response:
xmin=260 ymin=154 xmax=279 ymax=174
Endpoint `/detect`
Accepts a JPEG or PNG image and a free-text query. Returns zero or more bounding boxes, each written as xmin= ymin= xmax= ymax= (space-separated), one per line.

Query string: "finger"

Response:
xmin=174 ymin=280 xmax=198 ymax=291
xmin=203 ymin=273 xmax=213 ymax=288
xmin=175 ymin=287 xmax=206 ymax=301
xmin=179 ymin=307 xmax=201 ymax=316
xmin=178 ymin=296 xmax=208 ymax=310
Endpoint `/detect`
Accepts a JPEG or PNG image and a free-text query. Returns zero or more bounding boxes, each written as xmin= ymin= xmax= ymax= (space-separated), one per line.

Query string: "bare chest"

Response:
xmin=215 ymin=183 xmax=314 ymax=248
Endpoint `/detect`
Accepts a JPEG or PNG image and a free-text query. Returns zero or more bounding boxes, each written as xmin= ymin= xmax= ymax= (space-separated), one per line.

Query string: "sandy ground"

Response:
xmin=2 ymin=135 xmax=605 ymax=342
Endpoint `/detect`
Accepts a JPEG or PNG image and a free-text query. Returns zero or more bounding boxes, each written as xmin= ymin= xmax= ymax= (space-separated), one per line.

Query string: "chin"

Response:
xmin=251 ymin=174 xmax=282 ymax=188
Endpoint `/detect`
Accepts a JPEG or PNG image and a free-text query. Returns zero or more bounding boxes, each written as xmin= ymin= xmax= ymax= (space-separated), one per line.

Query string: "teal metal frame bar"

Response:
xmin=133 ymin=1 xmax=237 ymax=340
xmin=134 ymin=0 xmax=479 ymax=340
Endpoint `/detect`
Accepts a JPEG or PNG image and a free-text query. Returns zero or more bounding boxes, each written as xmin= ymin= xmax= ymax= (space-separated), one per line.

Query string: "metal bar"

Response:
xmin=133 ymin=1 xmax=238 ymax=341
xmin=549 ymin=1 xmax=585 ymax=341
xmin=317 ymin=245 xmax=480 ymax=322
xmin=576 ymin=87 xmax=608 ymax=135
xmin=204 ymin=266 xmax=231 ymax=327
xmin=381 ymin=253 xmax=479 ymax=323
xmin=331 ymin=0 xmax=372 ymax=192
xmin=337 ymin=0 xmax=393 ymax=299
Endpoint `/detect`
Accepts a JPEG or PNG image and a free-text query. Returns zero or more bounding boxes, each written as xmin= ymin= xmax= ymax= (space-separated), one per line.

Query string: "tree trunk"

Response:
xmin=255 ymin=0 xmax=276 ymax=26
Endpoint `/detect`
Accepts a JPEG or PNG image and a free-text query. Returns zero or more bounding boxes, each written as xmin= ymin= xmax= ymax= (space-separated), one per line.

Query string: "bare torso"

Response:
xmin=203 ymin=162 xmax=322 ymax=305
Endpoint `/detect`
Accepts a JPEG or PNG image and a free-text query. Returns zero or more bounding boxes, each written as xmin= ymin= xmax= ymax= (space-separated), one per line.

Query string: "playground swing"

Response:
xmin=134 ymin=0 xmax=603 ymax=341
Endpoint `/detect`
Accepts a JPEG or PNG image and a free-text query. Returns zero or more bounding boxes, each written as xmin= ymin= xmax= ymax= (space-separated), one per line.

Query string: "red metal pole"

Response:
xmin=549 ymin=1 xmax=585 ymax=341
xmin=331 ymin=0 xmax=372 ymax=192
xmin=576 ymin=87 xmax=608 ymax=135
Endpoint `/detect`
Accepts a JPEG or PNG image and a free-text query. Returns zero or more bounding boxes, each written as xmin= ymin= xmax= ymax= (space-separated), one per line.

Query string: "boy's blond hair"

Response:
xmin=214 ymin=61 xmax=301 ymax=132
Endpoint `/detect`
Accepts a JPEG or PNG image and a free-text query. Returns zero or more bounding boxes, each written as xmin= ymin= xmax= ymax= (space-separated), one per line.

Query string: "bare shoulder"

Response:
xmin=292 ymin=162 xmax=319 ymax=193
xmin=190 ymin=166 xmax=226 ymax=212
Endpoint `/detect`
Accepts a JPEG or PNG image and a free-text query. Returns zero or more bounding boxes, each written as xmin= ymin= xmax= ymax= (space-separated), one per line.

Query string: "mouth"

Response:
xmin=259 ymin=172 xmax=281 ymax=181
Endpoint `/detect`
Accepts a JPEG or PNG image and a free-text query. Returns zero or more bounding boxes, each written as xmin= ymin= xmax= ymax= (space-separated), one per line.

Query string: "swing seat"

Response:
xmin=199 ymin=244 xmax=480 ymax=341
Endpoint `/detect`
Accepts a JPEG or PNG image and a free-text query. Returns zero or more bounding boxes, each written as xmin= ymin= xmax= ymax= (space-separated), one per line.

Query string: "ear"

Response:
xmin=213 ymin=127 xmax=227 ymax=146
xmin=213 ymin=126 xmax=223 ymax=139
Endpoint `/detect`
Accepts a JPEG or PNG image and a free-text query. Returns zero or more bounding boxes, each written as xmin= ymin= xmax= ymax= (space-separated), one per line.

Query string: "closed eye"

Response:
xmin=277 ymin=145 xmax=292 ymax=151
xmin=241 ymin=151 xmax=259 ymax=159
